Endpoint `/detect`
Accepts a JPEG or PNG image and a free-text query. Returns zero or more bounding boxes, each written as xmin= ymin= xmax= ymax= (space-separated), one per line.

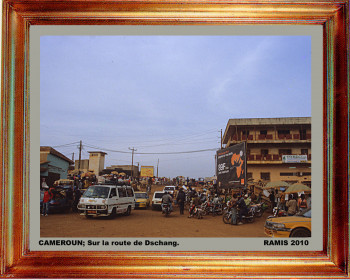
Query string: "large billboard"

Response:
xmin=216 ymin=142 xmax=247 ymax=188
xmin=140 ymin=166 xmax=154 ymax=177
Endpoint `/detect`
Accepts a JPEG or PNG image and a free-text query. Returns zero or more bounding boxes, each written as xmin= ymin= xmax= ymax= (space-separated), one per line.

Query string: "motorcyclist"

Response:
xmin=237 ymin=195 xmax=248 ymax=225
xmin=212 ymin=193 xmax=221 ymax=214
xmin=243 ymin=194 xmax=251 ymax=207
xmin=161 ymin=191 xmax=173 ymax=213
xmin=213 ymin=194 xmax=220 ymax=204
xmin=228 ymin=194 xmax=238 ymax=225
xmin=188 ymin=192 xmax=200 ymax=218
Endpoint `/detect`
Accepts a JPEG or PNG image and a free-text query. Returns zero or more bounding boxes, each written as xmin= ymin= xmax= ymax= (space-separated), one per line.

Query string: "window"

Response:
xmin=260 ymin=130 xmax=267 ymax=135
xmin=118 ymin=188 xmax=126 ymax=198
xmin=278 ymin=129 xmax=290 ymax=135
xmin=300 ymin=129 xmax=307 ymax=140
xmin=260 ymin=172 xmax=270 ymax=181
xmin=247 ymin=173 xmax=253 ymax=179
xmin=301 ymin=149 xmax=308 ymax=155
xmin=246 ymin=149 xmax=251 ymax=155
xmin=279 ymin=149 xmax=292 ymax=155
xmin=280 ymin=172 xmax=294 ymax=176
xmin=110 ymin=188 xmax=116 ymax=197
xmin=261 ymin=149 xmax=269 ymax=156
xmin=126 ymin=188 xmax=134 ymax=197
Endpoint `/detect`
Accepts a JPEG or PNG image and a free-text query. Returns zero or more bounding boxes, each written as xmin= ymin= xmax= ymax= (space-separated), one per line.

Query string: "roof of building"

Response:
xmin=40 ymin=146 xmax=74 ymax=164
xmin=225 ymin=117 xmax=311 ymax=127
xmin=223 ymin=117 xmax=311 ymax=143
xmin=88 ymin=151 xmax=107 ymax=155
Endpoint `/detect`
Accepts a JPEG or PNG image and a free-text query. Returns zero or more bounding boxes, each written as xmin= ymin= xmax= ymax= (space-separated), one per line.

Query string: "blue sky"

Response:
xmin=40 ymin=35 xmax=311 ymax=178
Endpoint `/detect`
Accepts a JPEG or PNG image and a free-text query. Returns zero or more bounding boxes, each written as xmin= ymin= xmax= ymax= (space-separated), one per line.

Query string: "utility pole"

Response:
xmin=128 ymin=147 xmax=137 ymax=179
xmin=221 ymin=129 xmax=223 ymax=149
xmin=215 ymin=154 xmax=217 ymax=176
xmin=72 ymin=152 xmax=74 ymax=162
xmin=157 ymin=158 xmax=159 ymax=177
xmin=78 ymin=140 xmax=82 ymax=173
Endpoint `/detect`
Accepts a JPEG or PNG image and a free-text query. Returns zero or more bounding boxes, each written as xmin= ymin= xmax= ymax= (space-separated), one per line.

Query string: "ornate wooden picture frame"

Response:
xmin=1 ymin=0 xmax=349 ymax=278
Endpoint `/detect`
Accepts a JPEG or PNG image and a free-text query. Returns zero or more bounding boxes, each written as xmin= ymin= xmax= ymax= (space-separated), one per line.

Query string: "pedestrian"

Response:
xmin=176 ymin=188 xmax=186 ymax=215
xmin=280 ymin=191 xmax=286 ymax=210
xmin=306 ymin=193 xmax=311 ymax=209
xmin=250 ymin=191 xmax=257 ymax=203
xmin=298 ymin=194 xmax=308 ymax=211
xmin=269 ymin=190 xmax=275 ymax=210
xmin=41 ymin=178 xmax=48 ymax=190
xmin=72 ymin=188 xmax=81 ymax=212
xmin=237 ymin=195 xmax=248 ymax=225
xmin=229 ymin=194 xmax=238 ymax=225
xmin=66 ymin=186 xmax=74 ymax=209
xmin=42 ymin=187 xmax=52 ymax=216
xmin=286 ymin=194 xmax=297 ymax=216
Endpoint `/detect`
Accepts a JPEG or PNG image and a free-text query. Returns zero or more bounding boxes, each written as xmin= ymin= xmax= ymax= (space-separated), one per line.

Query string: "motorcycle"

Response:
xmin=162 ymin=203 xmax=172 ymax=217
xmin=201 ymin=198 xmax=224 ymax=216
xmin=188 ymin=201 xmax=203 ymax=219
xmin=223 ymin=206 xmax=255 ymax=224
xmin=250 ymin=202 xmax=265 ymax=218
xmin=270 ymin=207 xmax=287 ymax=218
xmin=211 ymin=202 xmax=224 ymax=216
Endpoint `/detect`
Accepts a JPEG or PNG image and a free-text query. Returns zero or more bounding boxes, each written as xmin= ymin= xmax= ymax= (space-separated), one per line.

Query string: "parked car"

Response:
xmin=77 ymin=184 xmax=135 ymax=218
xmin=163 ymin=186 xmax=176 ymax=196
xmin=134 ymin=191 xmax=150 ymax=209
xmin=152 ymin=191 xmax=165 ymax=210
xmin=264 ymin=208 xmax=311 ymax=237
xmin=40 ymin=187 xmax=72 ymax=214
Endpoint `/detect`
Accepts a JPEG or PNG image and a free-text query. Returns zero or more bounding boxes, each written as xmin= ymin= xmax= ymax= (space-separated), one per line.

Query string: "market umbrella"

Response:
xmin=111 ymin=171 xmax=119 ymax=175
xmin=284 ymin=183 xmax=311 ymax=194
xmin=119 ymin=172 xmax=126 ymax=176
xmin=263 ymin=180 xmax=290 ymax=190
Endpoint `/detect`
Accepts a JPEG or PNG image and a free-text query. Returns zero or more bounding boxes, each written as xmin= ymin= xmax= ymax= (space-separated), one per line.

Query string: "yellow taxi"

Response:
xmin=134 ymin=192 xmax=150 ymax=209
xmin=264 ymin=208 xmax=311 ymax=237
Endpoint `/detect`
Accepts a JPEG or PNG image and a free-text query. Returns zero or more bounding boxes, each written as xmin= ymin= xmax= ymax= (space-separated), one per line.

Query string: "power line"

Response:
xmin=107 ymin=128 xmax=219 ymax=146
xmin=84 ymin=143 xmax=131 ymax=154
xmin=51 ymin=141 xmax=80 ymax=148
xmin=84 ymin=142 xmax=218 ymax=155
xmin=135 ymin=148 xmax=217 ymax=155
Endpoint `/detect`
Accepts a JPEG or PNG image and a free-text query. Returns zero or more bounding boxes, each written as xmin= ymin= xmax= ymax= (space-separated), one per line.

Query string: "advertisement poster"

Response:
xmin=140 ymin=166 xmax=154 ymax=177
xmin=216 ymin=142 xmax=247 ymax=189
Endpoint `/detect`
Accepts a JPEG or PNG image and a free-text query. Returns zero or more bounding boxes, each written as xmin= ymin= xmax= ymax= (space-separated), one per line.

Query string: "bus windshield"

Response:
xmin=82 ymin=186 xmax=110 ymax=199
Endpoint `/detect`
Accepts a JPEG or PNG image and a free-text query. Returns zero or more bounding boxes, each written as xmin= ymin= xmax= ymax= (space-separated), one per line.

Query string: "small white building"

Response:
xmin=88 ymin=151 xmax=107 ymax=176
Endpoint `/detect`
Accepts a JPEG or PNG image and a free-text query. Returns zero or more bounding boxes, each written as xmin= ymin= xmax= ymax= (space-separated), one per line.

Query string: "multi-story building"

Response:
xmin=222 ymin=117 xmax=311 ymax=187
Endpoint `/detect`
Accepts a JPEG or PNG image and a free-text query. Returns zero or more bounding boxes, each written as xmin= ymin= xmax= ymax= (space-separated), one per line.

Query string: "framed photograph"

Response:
xmin=1 ymin=0 xmax=349 ymax=278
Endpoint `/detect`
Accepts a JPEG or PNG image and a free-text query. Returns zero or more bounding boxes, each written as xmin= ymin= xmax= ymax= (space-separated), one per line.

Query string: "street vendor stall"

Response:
xmin=284 ymin=183 xmax=311 ymax=194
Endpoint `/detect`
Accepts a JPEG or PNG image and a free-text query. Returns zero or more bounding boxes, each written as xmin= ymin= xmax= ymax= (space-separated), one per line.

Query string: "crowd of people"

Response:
xmin=268 ymin=189 xmax=311 ymax=216
xmin=41 ymin=174 xmax=310 ymax=222
xmin=160 ymin=184 xmax=311 ymax=226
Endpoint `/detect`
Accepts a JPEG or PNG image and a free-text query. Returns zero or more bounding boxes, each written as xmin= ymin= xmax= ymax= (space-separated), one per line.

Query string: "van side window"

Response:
xmin=118 ymin=188 xmax=126 ymax=198
xmin=126 ymin=188 xmax=134 ymax=197
xmin=110 ymin=188 xmax=116 ymax=198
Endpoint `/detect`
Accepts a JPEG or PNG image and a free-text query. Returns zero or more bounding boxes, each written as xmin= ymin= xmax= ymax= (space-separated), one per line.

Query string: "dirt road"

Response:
xmin=40 ymin=185 xmax=269 ymax=238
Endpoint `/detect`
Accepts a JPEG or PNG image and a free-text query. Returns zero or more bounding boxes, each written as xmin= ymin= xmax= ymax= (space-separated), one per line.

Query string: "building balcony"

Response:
xmin=247 ymin=154 xmax=311 ymax=164
xmin=228 ymin=133 xmax=311 ymax=146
